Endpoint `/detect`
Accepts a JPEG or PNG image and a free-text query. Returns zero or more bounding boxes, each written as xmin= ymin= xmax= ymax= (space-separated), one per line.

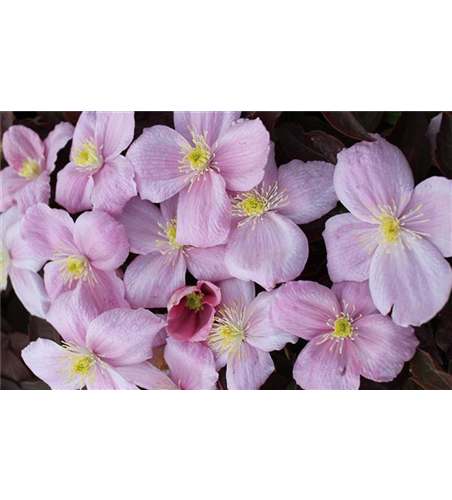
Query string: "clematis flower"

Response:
xmin=21 ymin=286 xmax=166 ymax=390
xmin=21 ymin=203 xmax=130 ymax=312
xmin=166 ymin=280 xmax=221 ymax=342
xmin=1 ymin=206 xmax=49 ymax=318
xmin=225 ymin=144 xmax=338 ymax=290
xmin=1 ymin=122 xmax=74 ymax=213
xmin=126 ymin=112 xmax=270 ymax=248
xmin=118 ymin=338 xmax=218 ymax=390
xmin=56 ymin=112 xmax=136 ymax=215
xmin=207 ymin=278 xmax=297 ymax=390
xmin=119 ymin=195 xmax=232 ymax=308
xmin=323 ymin=135 xmax=452 ymax=326
xmin=272 ymin=280 xmax=419 ymax=390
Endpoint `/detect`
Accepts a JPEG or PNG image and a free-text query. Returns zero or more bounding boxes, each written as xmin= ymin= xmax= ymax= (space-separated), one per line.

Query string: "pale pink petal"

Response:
xmin=214 ymin=119 xmax=269 ymax=191
xmin=246 ymin=291 xmax=297 ymax=352
xmin=9 ymin=267 xmax=50 ymax=319
xmin=334 ymin=136 xmax=414 ymax=222
xmin=70 ymin=112 xmax=96 ymax=158
xmin=293 ymin=338 xmax=361 ymax=390
xmin=117 ymin=362 xmax=178 ymax=390
xmin=22 ymin=339 xmax=81 ymax=390
xmin=126 ymin=126 xmax=188 ymax=203
xmin=225 ymin=212 xmax=308 ymax=290
xmin=1 ymin=205 xmax=21 ymax=232
xmin=160 ymin=194 xmax=179 ymax=221
xmin=124 ymin=252 xmax=186 ymax=308
xmin=272 ymin=281 xmax=339 ymax=340
xmin=3 ymin=125 xmax=44 ymax=170
xmin=21 ymin=203 xmax=77 ymax=260
xmin=88 ymin=268 xmax=129 ymax=312
xmin=226 ymin=343 xmax=274 ymax=390
xmin=185 ymin=245 xmax=233 ymax=281
xmin=43 ymin=260 xmax=74 ymax=300
xmin=353 ymin=315 xmax=418 ymax=382
xmin=369 ymin=238 xmax=452 ymax=327
xmin=87 ymin=364 xmax=139 ymax=390
xmin=94 ymin=111 xmax=135 ymax=160
xmin=15 ymin=172 xmax=51 ymax=214
xmin=90 ymin=156 xmax=137 ymax=215
xmin=55 ymin=162 xmax=95 ymax=214
xmin=0 ymin=167 xmax=27 ymax=212
xmin=324 ymin=213 xmax=376 ymax=283
xmin=261 ymin=142 xmax=278 ymax=186
xmin=174 ymin=111 xmax=240 ymax=146
xmin=43 ymin=121 xmax=75 ymax=173
xmin=403 ymin=176 xmax=452 ymax=257
xmin=86 ymin=308 xmax=166 ymax=366
xmin=7 ymin=221 xmax=46 ymax=271
xmin=46 ymin=285 xmax=99 ymax=345
xmin=118 ymin=196 xmax=163 ymax=255
xmin=217 ymin=278 xmax=256 ymax=308
xmin=177 ymin=171 xmax=231 ymax=248
xmin=73 ymin=210 xmax=129 ymax=270
xmin=164 ymin=338 xmax=218 ymax=390
xmin=276 ymin=160 xmax=337 ymax=224
xmin=331 ymin=281 xmax=378 ymax=318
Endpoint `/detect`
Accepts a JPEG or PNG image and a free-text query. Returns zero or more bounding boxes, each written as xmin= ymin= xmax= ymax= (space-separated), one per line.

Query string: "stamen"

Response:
xmin=54 ymin=253 xmax=96 ymax=286
xmin=156 ymin=219 xmax=188 ymax=265
xmin=318 ymin=303 xmax=362 ymax=354
xmin=59 ymin=342 xmax=103 ymax=389
xmin=18 ymin=157 xmax=42 ymax=179
xmin=73 ymin=137 xmax=103 ymax=170
xmin=185 ymin=291 xmax=204 ymax=312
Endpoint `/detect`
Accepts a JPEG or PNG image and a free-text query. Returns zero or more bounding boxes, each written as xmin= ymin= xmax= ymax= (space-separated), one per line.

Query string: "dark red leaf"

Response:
xmin=354 ymin=112 xmax=384 ymax=132
xmin=322 ymin=112 xmax=374 ymax=141
xmin=28 ymin=316 xmax=61 ymax=343
xmin=435 ymin=112 xmax=452 ymax=179
xmin=410 ymin=349 xmax=452 ymax=390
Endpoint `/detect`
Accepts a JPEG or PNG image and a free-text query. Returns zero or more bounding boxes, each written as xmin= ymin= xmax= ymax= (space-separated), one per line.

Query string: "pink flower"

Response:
xmin=21 ymin=287 xmax=166 ymax=390
xmin=126 ymin=112 xmax=270 ymax=248
xmin=119 ymin=195 xmax=232 ymax=308
xmin=225 ymin=144 xmax=337 ymax=290
xmin=272 ymin=280 xmax=419 ymax=390
xmin=324 ymin=135 xmax=452 ymax=326
xmin=167 ymin=280 xmax=221 ymax=342
xmin=1 ymin=206 xmax=49 ymax=318
xmin=21 ymin=203 xmax=129 ymax=312
xmin=207 ymin=278 xmax=297 ymax=390
xmin=55 ymin=112 xmax=137 ymax=215
xmin=119 ymin=338 xmax=218 ymax=390
xmin=1 ymin=122 xmax=74 ymax=213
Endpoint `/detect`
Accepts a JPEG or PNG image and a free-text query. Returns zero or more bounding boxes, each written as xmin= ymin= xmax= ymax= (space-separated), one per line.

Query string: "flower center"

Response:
xmin=157 ymin=219 xmax=184 ymax=251
xmin=379 ymin=214 xmax=401 ymax=244
xmin=332 ymin=317 xmax=352 ymax=338
xmin=208 ymin=302 xmax=248 ymax=360
xmin=71 ymin=355 xmax=95 ymax=376
xmin=19 ymin=158 xmax=41 ymax=179
xmin=60 ymin=342 xmax=100 ymax=389
xmin=57 ymin=255 xmax=94 ymax=286
xmin=231 ymin=182 xmax=289 ymax=227
xmin=185 ymin=291 xmax=204 ymax=312
xmin=187 ymin=146 xmax=211 ymax=171
xmin=73 ymin=138 xmax=103 ymax=170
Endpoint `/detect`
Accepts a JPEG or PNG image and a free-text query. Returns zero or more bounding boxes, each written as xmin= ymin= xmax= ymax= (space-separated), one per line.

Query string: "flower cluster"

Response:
xmin=1 ymin=112 xmax=451 ymax=390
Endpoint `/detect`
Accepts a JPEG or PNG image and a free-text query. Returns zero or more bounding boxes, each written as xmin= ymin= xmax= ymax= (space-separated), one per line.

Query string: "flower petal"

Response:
xmin=353 ymin=315 xmax=418 ymax=382
xmin=276 ymin=160 xmax=337 ymax=224
xmin=177 ymin=171 xmax=231 ymax=248
xmin=164 ymin=338 xmax=218 ymax=390
xmin=9 ymin=267 xmax=50 ymax=319
xmin=94 ymin=111 xmax=135 ymax=160
xmin=272 ymin=281 xmax=339 ymax=340
xmin=127 ymin=125 xmax=188 ymax=203
xmin=246 ymin=291 xmax=297 ymax=352
xmin=116 ymin=362 xmax=178 ymax=390
xmin=73 ymin=210 xmax=129 ymax=270
xmin=174 ymin=111 xmax=240 ymax=146
xmin=87 ymin=364 xmax=139 ymax=390
xmin=403 ymin=176 xmax=452 ymax=258
xmin=43 ymin=260 xmax=74 ymax=300
xmin=70 ymin=111 xmax=96 ymax=159
xmin=124 ymin=252 xmax=186 ymax=308
xmin=226 ymin=343 xmax=274 ymax=390
xmin=15 ymin=172 xmax=51 ymax=214
xmin=118 ymin=196 xmax=163 ymax=255
xmin=3 ymin=125 xmax=44 ymax=171
xmin=334 ymin=135 xmax=414 ymax=222
xmin=0 ymin=166 xmax=27 ymax=212
xmin=21 ymin=203 xmax=77 ymax=260
xmin=293 ymin=338 xmax=361 ymax=390
xmin=225 ymin=212 xmax=308 ymax=290
xmin=22 ymin=339 xmax=80 ymax=390
xmin=331 ymin=280 xmax=379 ymax=318
xmin=324 ymin=213 xmax=375 ymax=282
xmin=55 ymin=162 xmax=95 ymax=214
xmin=86 ymin=308 xmax=166 ymax=366
xmin=217 ymin=278 xmax=256 ymax=308
xmin=7 ymin=221 xmax=46 ymax=271
xmin=88 ymin=268 xmax=129 ymax=312
xmin=46 ymin=285 xmax=99 ymax=345
xmin=43 ymin=121 xmax=74 ymax=173
xmin=185 ymin=245 xmax=232 ymax=282
xmin=214 ymin=118 xmax=269 ymax=191
xmin=90 ymin=156 xmax=137 ymax=215
xmin=369 ymin=238 xmax=452 ymax=326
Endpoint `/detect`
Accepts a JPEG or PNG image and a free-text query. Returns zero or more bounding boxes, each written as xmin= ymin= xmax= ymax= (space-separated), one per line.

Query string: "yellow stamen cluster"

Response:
xmin=332 ymin=317 xmax=353 ymax=339
xmin=60 ymin=343 xmax=99 ymax=389
xmin=185 ymin=291 xmax=204 ymax=312
xmin=238 ymin=195 xmax=267 ymax=217
xmin=379 ymin=213 xmax=401 ymax=245
xmin=58 ymin=255 xmax=94 ymax=286
xmin=186 ymin=146 xmax=211 ymax=171
xmin=73 ymin=138 xmax=103 ymax=169
xmin=19 ymin=158 xmax=41 ymax=179
xmin=157 ymin=219 xmax=184 ymax=251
